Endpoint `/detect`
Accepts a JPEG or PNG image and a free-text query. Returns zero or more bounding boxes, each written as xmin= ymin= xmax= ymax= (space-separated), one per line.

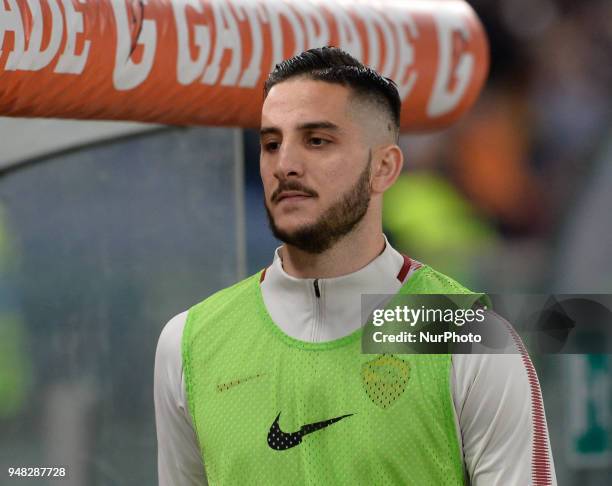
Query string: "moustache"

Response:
xmin=271 ymin=182 xmax=318 ymax=203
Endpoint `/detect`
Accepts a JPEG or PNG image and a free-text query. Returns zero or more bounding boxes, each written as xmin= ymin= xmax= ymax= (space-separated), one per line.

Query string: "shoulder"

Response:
xmin=189 ymin=272 xmax=263 ymax=319
xmin=155 ymin=270 xmax=263 ymax=384
xmin=451 ymin=308 xmax=532 ymax=394
xmin=155 ymin=311 xmax=189 ymax=397
xmin=157 ymin=311 xmax=189 ymax=360
xmin=155 ymin=311 xmax=190 ymax=432
xmin=182 ymin=271 xmax=265 ymax=360
xmin=402 ymin=264 xmax=475 ymax=293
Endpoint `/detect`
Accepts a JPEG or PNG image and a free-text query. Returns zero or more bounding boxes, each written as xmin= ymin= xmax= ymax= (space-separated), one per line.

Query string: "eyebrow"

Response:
xmin=259 ymin=121 xmax=342 ymax=137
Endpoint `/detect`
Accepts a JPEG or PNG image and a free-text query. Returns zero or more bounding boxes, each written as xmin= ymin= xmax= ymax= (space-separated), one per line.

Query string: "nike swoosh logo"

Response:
xmin=267 ymin=412 xmax=353 ymax=451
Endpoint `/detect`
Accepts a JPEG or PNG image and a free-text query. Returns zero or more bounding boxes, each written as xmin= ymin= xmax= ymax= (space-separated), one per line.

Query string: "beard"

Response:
xmin=265 ymin=153 xmax=372 ymax=254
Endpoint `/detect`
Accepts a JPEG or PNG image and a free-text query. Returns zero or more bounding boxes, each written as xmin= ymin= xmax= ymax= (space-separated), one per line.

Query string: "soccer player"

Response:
xmin=154 ymin=47 xmax=557 ymax=485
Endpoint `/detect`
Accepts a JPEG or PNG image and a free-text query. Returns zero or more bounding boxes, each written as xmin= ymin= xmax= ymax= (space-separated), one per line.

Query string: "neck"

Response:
xmin=279 ymin=223 xmax=385 ymax=279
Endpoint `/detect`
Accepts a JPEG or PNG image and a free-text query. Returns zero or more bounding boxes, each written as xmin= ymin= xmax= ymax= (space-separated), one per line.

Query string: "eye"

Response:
xmin=263 ymin=141 xmax=280 ymax=152
xmin=309 ymin=137 xmax=329 ymax=147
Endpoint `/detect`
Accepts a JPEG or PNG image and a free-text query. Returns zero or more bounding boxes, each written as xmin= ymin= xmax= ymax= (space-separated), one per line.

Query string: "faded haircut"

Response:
xmin=263 ymin=47 xmax=401 ymax=141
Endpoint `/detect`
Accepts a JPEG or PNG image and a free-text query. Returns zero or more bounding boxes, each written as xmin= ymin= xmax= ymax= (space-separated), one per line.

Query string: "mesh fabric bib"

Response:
xmin=183 ymin=265 xmax=468 ymax=485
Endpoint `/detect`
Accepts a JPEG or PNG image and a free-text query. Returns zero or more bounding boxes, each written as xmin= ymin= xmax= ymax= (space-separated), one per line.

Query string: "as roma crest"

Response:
xmin=361 ymin=355 xmax=410 ymax=409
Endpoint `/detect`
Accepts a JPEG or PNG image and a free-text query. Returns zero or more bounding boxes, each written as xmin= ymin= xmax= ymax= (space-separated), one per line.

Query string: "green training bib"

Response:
xmin=183 ymin=265 xmax=469 ymax=485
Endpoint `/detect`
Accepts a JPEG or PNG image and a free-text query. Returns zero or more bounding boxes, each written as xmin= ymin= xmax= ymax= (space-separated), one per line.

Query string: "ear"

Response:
xmin=370 ymin=144 xmax=403 ymax=194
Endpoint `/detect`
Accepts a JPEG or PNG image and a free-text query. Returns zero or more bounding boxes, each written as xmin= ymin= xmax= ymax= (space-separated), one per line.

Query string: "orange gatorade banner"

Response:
xmin=0 ymin=0 xmax=489 ymax=131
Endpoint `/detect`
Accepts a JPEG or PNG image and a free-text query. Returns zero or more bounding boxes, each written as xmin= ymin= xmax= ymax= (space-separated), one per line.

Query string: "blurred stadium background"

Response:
xmin=0 ymin=0 xmax=611 ymax=484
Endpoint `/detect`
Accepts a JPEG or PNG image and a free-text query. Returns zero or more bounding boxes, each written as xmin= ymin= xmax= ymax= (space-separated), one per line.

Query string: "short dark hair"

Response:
xmin=264 ymin=47 xmax=401 ymax=139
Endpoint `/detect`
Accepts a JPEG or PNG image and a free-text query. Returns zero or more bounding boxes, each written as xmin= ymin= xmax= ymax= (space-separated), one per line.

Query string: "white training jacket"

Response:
xmin=154 ymin=240 xmax=557 ymax=485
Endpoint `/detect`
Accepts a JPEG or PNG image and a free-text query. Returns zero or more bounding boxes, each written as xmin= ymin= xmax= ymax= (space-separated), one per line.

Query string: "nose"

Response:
xmin=274 ymin=142 xmax=303 ymax=180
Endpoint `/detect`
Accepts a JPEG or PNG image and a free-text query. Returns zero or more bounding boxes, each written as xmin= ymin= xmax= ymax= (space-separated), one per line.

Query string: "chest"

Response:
xmin=191 ymin=347 xmax=462 ymax=485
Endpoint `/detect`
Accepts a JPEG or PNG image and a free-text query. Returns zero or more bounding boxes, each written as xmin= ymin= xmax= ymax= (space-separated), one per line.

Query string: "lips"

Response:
xmin=276 ymin=191 xmax=313 ymax=203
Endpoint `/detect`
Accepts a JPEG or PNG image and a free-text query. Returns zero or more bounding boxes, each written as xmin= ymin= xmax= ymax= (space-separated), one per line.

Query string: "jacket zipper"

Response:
xmin=312 ymin=279 xmax=321 ymax=341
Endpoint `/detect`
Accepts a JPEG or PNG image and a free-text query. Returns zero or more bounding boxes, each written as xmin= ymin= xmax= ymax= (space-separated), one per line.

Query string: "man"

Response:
xmin=155 ymin=47 xmax=557 ymax=485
